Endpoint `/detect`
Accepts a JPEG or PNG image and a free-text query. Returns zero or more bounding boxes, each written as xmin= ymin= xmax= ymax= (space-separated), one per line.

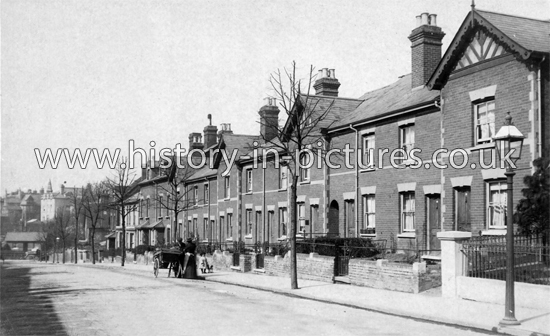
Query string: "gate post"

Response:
xmin=437 ymin=231 xmax=471 ymax=298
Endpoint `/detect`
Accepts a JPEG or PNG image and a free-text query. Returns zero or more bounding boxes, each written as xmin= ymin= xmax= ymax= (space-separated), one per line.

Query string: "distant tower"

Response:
xmin=46 ymin=179 xmax=53 ymax=193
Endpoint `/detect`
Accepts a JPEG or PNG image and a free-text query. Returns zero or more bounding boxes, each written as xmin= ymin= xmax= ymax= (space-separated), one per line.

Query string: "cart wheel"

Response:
xmin=153 ymin=258 xmax=159 ymax=278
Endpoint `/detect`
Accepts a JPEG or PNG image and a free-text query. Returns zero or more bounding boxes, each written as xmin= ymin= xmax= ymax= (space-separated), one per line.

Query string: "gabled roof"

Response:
xmin=330 ymin=74 xmax=439 ymax=131
xmin=189 ymin=165 xmax=217 ymax=181
xmin=5 ymin=232 xmax=43 ymax=242
xmin=428 ymin=9 xmax=550 ymax=90
xmin=301 ymin=95 xmax=364 ymax=130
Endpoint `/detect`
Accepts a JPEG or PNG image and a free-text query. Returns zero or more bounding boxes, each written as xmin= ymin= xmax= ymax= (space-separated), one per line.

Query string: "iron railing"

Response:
xmin=462 ymin=235 xmax=550 ymax=285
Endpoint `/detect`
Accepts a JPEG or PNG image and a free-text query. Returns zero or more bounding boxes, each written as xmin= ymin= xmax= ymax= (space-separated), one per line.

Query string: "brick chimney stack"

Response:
xmin=259 ymin=97 xmax=280 ymax=142
xmin=408 ymin=13 xmax=445 ymax=89
xmin=203 ymin=114 xmax=218 ymax=149
xmin=313 ymin=68 xmax=340 ymax=97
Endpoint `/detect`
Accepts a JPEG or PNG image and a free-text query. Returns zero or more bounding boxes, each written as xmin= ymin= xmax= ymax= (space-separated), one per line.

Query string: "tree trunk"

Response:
xmin=62 ymin=242 xmax=66 ymax=264
xmin=91 ymin=229 xmax=96 ymax=264
xmin=290 ymin=174 xmax=298 ymax=290
xmin=74 ymin=216 xmax=78 ymax=264
xmin=122 ymin=216 xmax=126 ymax=267
xmin=174 ymin=213 xmax=178 ymax=243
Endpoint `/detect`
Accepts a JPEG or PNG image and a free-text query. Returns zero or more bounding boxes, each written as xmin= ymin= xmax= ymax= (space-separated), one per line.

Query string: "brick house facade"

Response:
xmin=115 ymin=8 xmax=549 ymax=254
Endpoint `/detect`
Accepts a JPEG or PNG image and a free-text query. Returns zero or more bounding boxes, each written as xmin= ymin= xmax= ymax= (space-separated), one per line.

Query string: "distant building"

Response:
xmin=4 ymin=232 xmax=44 ymax=252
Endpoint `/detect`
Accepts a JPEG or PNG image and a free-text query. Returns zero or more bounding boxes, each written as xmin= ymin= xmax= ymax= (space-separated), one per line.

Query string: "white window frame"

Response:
xmin=487 ymin=181 xmax=507 ymax=229
xmin=474 ymin=100 xmax=496 ymax=145
xmin=400 ymin=192 xmax=415 ymax=232
xmin=298 ymin=203 xmax=306 ymax=232
xmin=279 ymin=165 xmax=288 ymax=189
xmin=224 ymin=176 xmax=230 ymax=199
xmin=362 ymin=133 xmax=375 ymax=168
xmin=299 ymin=154 xmax=310 ymax=182
xmin=362 ymin=194 xmax=376 ymax=234
xmin=246 ymin=169 xmax=253 ymax=193
xmin=279 ymin=207 xmax=288 ymax=237
xmin=399 ymin=125 xmax=415 ymax=165
xmin=194 ymin=186 xmax=198 ymax=206
xmin=246 ymin=209 xmax=252 ymax=235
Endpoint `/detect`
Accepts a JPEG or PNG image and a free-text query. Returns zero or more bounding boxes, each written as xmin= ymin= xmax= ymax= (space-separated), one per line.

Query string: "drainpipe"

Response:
xmin=237 ymin=165 xmax=243 ymax=242
xmin=537 ymin=57 xmax=545 ymax=158
xmin=349 ymin=124 xmax=360 ymax=238
xmin=205 ymin=177 xmax=210 ymax=242
xmin=262 ymin=162 xmax=266 ymax=244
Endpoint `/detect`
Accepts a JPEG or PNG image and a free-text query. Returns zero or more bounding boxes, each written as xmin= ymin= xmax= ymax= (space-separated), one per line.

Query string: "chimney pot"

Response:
xmin=421 ymin=12 xmax=429 ymax=25
xmin=429 ymin=14 xmax=437 ymax=26
xmin=416 ymin=15 xmax=422 ymax=27
xmin=313 ymin=67 xmax=341 ymax=96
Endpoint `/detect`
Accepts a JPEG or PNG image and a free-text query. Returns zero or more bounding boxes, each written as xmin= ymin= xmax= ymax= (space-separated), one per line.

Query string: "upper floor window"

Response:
xmin=157 ymin=195 xmax=163 ymax=218
xmin=400 ymin=192 xmax=415 ymax=232
xmin=475 ymin=100 xmax=495 ymax=144
xmin=246 ymin=170 xmax=253 ymax=193
xmin=193 ymin=186 xmax=198 ymax=205
xmin=279 ymin=165 xmax=288 ymax=189
xmin=362 ymin=133 xmax=375 ymax=168
xmin=204 ymin=184 xmax=209 ymax=204
xmin=399 ymin=125 xmax=415 ymax=163
xmin=299 ymin=154 xmax=310 ymax=182
xmin=224 ymin=176 xmax=230 ymax=199
xmin=166 ymin=195 xmax=170 ymax=216
xmin=487 ymin=181 xmax=507 ymax=229
xmin=146 ymin=198 xmax=150 ymax=218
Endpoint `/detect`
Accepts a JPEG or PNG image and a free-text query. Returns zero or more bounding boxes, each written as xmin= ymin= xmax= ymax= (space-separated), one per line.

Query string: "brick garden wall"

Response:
xmin=349 ymin=259 xmax=439 ymax=293
xmin=264 ymin=253 xmax=335 ymax=283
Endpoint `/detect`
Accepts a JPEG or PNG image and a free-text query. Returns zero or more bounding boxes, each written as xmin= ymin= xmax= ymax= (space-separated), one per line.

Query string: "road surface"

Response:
xmin=1 ymin=261 xmax=494 ymax=336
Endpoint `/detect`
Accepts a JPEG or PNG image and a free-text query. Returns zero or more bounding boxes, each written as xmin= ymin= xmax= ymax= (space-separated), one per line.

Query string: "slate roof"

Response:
xmin=332 ymin=74 xmax=439 ymax=129
xmin=189 ymin=165 xmax=217 ymax=181
xmin=5 ymin=232 xmax=43 ymax=242
xmin=477 ymin=10 xmax=550 ymax=53
xmin=300 ymin=95 xmax=364 ymax=130
xmin=222 ymin=134 xmax=260 ymax=153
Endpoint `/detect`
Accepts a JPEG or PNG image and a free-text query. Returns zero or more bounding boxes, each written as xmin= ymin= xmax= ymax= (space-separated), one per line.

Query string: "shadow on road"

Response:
xmin=1 ymin=263 xmax=69 ymax=336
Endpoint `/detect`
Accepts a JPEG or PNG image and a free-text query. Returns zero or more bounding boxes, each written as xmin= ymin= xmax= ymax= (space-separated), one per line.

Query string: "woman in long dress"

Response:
xmin=181 ymin=238 xmax=198 ymax=279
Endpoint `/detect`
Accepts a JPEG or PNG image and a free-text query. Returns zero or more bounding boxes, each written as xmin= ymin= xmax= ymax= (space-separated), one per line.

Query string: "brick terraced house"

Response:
xmin=115 ymin=7 xmax=549 ymax=257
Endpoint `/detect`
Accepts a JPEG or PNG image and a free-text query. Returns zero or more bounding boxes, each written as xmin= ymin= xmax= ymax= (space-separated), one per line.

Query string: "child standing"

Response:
xmin=199 ymin=253 xmax=210 ymax=274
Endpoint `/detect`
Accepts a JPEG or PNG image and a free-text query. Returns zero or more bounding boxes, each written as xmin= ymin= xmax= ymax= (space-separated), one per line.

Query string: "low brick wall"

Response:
xmin=264 ymin=253 xmax=335 ymax=283
xmin=349 ymin=259 xmax=439 ymax=293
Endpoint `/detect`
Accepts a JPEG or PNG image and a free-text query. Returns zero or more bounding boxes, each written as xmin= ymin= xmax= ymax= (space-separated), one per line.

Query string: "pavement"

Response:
xmin=53 ymin=260 xmax=550 ymax=336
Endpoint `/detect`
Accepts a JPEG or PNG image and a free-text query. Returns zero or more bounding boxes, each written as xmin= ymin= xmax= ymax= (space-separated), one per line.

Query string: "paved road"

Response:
xmin=1 ymin=261 xmax=494 ymax=336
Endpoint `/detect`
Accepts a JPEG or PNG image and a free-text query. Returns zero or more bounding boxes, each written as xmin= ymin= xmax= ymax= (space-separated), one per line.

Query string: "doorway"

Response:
xmin=328 ymin=200 xmax=339 ymax=236
xmin=427 ymin=195 xmax=441 ymax=250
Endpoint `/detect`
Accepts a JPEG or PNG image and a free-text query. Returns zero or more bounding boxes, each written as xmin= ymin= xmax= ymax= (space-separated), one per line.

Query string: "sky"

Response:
xmin=1 ymin=0 xmax=549 ymax=194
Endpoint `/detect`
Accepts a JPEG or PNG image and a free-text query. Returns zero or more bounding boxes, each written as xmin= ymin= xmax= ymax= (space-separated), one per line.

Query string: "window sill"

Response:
xmin=360 ymin=233 xmax=376 ymax=238
xmin=469 ymin=142 xmax=495 ymax=152
xmin=360 ymin=167 xmax=376 ymax=173
xmin=277 ymin=235 xmax=288 ymax=241
xmin=482 ymin=229 xmax=506 ymax=236
xmin=244 ymin=234 xmax=253 ymax=239
xmin=278 ymin=188 xmax=287 ymax=192
xmin=299 ymin=180 xmax=311 ymax=185
xmin=225 ymin=238 xmax=233 ymax=242
xmin=223 ymin=198 xmax=230 ymax=201
xmin=397 ymin=232 xmax=416 ymax=239
xmin=245 ymin=192 xmax=253 ymax=195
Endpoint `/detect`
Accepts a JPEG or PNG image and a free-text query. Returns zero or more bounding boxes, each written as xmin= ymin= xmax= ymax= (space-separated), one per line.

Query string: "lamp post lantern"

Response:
xmin=493 ymin=112 xmax=524 ymax=326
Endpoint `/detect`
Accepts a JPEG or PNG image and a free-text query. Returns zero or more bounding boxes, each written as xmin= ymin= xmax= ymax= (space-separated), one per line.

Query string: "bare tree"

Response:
xmin=68 ymin=186 xmax=84 ymax=264
xmin=82 ymin=181 xmax=109 ymax=264
xmin=104 ymin=157 xmax=139 ymax=267
xmin=154 ymin=160 xmax=196 ymax=244
xmin=261 ymin=62 xmax=336 ymax=289
xmin=53 ymin=206 xmax=74 ymax=264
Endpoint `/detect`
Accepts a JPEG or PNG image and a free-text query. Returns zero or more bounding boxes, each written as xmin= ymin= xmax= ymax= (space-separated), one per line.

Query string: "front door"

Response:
xmin=328 ymin=200 xmax=339 ymax=236
xmin=456 ymin=187 xmax=471 ymax=231
xmin=427 ymin=195 xmax=441 ymax=250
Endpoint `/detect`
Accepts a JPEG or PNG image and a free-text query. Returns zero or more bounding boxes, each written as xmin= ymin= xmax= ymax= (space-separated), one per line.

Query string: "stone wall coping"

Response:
xmin=437 ymin=231 xmax=472 ymax=241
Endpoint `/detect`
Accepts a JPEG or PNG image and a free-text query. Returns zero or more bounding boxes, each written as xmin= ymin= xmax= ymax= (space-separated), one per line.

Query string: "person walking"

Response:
xmin=181 ymin=238 xmax=197 ymax=279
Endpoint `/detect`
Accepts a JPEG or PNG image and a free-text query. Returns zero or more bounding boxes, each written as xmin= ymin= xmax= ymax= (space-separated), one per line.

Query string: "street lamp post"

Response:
xmin=494 ymin=112 xmax=524 ymax=327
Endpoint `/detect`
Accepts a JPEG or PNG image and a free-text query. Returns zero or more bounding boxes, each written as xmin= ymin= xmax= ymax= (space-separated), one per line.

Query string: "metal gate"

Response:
xmin=335 ymin=242 xmax=350 ymax=276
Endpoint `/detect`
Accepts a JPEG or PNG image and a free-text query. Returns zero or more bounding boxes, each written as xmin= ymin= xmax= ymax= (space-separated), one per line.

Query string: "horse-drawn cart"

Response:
xmin=153 ymin=248 xmax=182 ymax=278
